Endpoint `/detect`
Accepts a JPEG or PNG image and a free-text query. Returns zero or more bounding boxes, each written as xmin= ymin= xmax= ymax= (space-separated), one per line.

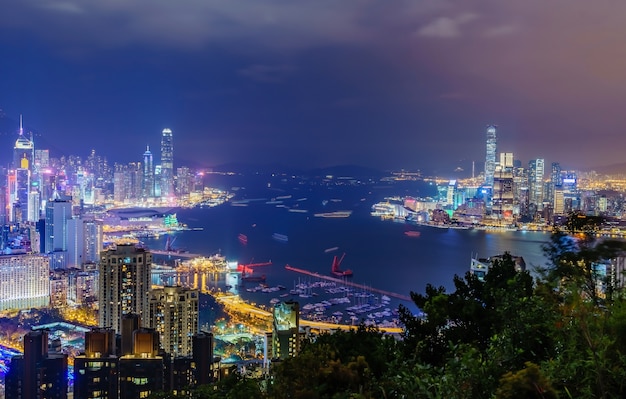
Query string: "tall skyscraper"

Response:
xmin=484 ymin=125 xmax=497 ymax=187
xmin=160 ymin=128 xmax=174 ymax=198
xmin=99 ymin=244 xmax=152 ymax=333
xmin=45 ymin=198 xmax=73 ymax=253
xmin=528 ymin=159 xmax=545 ymax=207
xmin=13 ymin=115 xmax=34 ymax=170
xmin=147 ymin=286 xmax=199 ymax=357
xmin=142 ymin=146 xmax=154 ymax=198
xmin=12 ymin=158 xmax=30 ymax=223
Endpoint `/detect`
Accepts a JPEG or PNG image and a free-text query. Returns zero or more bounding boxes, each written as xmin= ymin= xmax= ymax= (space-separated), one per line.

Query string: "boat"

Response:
xmin=238 ymin=233 xmax=248 ymax=245
xmin=314 ymin=211 xmax=353 ymax=218
xmin=272 ymin=233 xmax=289 ymax=242
xmin=324 ymin=246 xmax=339 ymax=253
xmin=331 ymin=253 xmax=353 ymax=277
xmin=404 ymin=231 xmax=421 ymax=237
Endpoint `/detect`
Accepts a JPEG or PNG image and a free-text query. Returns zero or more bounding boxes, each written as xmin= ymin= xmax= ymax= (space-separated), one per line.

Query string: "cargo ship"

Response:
xmin=331 ymin=253 xmax=353 ymax=277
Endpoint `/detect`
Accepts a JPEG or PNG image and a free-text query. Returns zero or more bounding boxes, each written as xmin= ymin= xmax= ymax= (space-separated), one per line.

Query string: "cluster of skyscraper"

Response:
xmin=444 ymin=125 xmax=585 ymax=225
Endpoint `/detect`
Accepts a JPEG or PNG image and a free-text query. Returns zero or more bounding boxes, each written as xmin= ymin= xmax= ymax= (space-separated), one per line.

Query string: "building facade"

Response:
xmin=98 ymin=245 xmax=152 ymax=333
xmin=147 ymin=286 xmax=199 ymax=357
xmin=0 ymin=253 xmax=50 ymax=311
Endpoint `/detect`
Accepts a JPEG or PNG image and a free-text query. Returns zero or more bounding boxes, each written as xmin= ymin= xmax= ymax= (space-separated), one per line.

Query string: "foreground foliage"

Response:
xmin=152 ymin=227 xmax=626 ymax=399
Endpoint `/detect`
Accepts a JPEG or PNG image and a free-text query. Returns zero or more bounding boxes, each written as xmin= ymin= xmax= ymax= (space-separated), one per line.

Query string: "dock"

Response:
xmin=150 ymin=250 xmax=204 ymax=258
xmin=285 ymin=264 xmax=412 ymax=302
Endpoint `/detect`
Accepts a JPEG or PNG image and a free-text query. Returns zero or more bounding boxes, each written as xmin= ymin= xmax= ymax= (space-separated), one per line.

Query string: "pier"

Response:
xmin=151 ymin=250 xmax=204 ymax=258
xmin=285 ymin=264 xmax=412 ymax=302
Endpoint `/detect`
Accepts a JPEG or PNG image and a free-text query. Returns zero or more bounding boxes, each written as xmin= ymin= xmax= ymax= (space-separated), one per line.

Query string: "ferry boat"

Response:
xmin=272 ymin=233 xmax=289 ymax=242
xmin=314 ymin=211 xmax=353 ymax=218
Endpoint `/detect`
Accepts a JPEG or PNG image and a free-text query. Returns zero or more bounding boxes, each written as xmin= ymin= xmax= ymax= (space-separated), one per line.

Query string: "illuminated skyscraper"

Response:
xmin=160 ymin=128 xmax=174 ymax=198
xmin=528 ymin=158 xmax=545 ymax=207
xmin=143 ymin=146 xmax=154 ymax=198
xmin=45 ymin=198 xmax=73 ymax=253
xmin=147 ymin=286 xmax=199 ymax=357
xmin=99 ymin=244 xmax=152 ymax=333
xmin=13 ymin=115 xmax=34 ymax=170
xmin=12 ymin=157 xmax=30 ymax=223
xmin=484 ymin=125 xmax=497 ymax=187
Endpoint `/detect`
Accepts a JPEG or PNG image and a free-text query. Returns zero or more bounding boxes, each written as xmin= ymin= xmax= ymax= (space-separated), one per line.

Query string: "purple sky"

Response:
xmin=1 ymin=0 xmax=625 ymax=173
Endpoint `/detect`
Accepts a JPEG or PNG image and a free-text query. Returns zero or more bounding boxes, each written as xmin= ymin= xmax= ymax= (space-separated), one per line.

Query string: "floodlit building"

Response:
xmin=99 ymin=244 xmax=152 ymax=333
xmin=147 ymin=286 xmax=199 ymax=357
xmin=272 ymin=301 xmax=300 ymax=360
xmin=160 ymin=128 xmax=174 ymax=198
xmin=484 ymin=125 xmax=497 ymax=187
xmin=0 ymin=253 xmax=50 ymax=311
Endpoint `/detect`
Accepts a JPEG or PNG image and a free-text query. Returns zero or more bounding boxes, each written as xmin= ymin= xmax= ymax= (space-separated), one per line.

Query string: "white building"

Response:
xmin=0 ymin=254 xmax=50 ymax=311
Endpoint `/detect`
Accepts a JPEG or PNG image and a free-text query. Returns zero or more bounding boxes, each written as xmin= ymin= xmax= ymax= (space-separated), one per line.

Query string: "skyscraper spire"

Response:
xmin=19 ymin=114 xmax=23 ymax=136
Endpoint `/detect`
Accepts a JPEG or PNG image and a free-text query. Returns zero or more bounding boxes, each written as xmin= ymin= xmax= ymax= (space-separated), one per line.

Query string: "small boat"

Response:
xmin=404 ymin=231 xmax=421 ymax=237
xmin=324 ymin=246 xmax=339 ymax=253
xmin=238 ymin=233 xmax=248 ymax=245
xmin=272 ymin=233 xmax=289 ymax=242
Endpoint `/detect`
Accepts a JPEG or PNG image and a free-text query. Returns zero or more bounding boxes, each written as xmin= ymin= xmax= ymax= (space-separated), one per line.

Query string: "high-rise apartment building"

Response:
xmin=12 ymin=162 xmax=30 ymax=223
xmin=99 ymin=244 xmax=152 ymax=333
xmin=272 ymin=301 xmax=300 ymax=360
xmin=45 ymin=198 xmax=73 ymax=253
xmin=6 ymin=330 xmax=68 ymax=399
xmin=0 ymin=253 xmax=50 ymax=311
xmin=484 ymin=125 xmax=497 ymax=187
xmin=176 ymin=166 xmax=192 ymax=196
xmin=160 ymin=128 xmax=174 ymax=198
xmin=67 ymin=216 xmax=103 ymax=268
xmin=147 ymin=286 xmax=199 ymax=357
xmin=119 ymin=328 xmax=165 ymax=398
xmin=74 ymin=328 xmax=119 ymax=399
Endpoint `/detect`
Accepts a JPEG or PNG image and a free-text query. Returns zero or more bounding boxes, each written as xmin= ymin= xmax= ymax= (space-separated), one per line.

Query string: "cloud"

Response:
xmin=416 ymin=13 xmax=478 ymax=38
xmin=417 ymin=17 xmax=461 ymax=38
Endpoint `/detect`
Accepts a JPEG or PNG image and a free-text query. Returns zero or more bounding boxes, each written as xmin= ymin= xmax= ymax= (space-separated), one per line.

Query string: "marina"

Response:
xmin=284 ymin=264 xmax=412 ymax=301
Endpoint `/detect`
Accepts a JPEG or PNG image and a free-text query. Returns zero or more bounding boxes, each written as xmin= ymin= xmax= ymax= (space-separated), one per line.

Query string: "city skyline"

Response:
xmin=2 ymin=1 xmax=626 ymax=173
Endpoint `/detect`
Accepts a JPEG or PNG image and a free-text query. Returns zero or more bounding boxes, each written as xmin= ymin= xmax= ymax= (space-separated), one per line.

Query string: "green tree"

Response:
xmin=496 ymin=362 xmax=558 ymax=399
